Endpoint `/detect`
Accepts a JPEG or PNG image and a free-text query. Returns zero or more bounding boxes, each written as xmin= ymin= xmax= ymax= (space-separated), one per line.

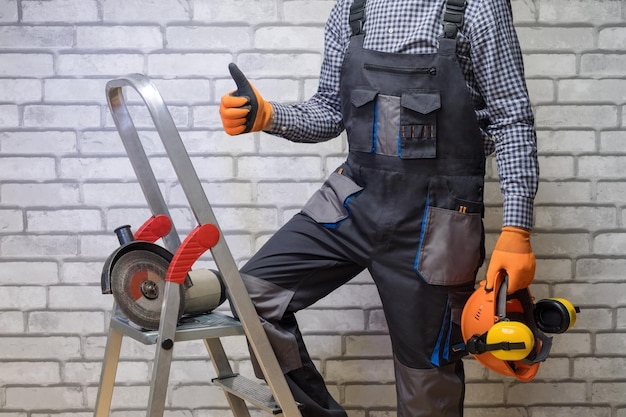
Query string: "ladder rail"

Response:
xmin=146 ymin=282 xmax=182 ymax=417
xmin=105 ymin=74 xmax=302 ymax=417
xmin=94 ymin=324 xmax=123 ymax=417
xmin=106 ymin=78 xmax=182 ymax=255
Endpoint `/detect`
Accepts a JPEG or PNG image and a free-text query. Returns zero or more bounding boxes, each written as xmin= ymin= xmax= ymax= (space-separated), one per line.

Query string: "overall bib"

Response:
xmin=238 ymin=1 xmax=486 ymax=416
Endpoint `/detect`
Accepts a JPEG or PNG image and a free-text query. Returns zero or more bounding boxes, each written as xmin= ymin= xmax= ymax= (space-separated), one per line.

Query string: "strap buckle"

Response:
xmin=349 ymin=0 xmax=367 ymax=36
xmin=442 ymin=0 xmax=466 ymax=39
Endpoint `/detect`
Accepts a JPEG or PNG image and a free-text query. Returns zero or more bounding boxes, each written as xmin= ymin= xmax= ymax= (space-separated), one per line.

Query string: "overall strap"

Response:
xmin=349 ymin=0 xmax=366 ymax=36
xmin=442 ymin=0 xmax=466 ymax=39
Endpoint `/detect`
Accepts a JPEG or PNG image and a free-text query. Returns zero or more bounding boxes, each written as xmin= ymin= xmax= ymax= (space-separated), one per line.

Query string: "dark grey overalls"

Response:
xmin=238 ymin=1 xmax=486 ymax=416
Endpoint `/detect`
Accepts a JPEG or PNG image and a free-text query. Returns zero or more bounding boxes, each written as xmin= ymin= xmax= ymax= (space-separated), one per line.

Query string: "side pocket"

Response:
xmin=399 ymin=91 xmax=441 ymax=159
xmin=301 ymin=167 xmax=364 ymax=228
xmin=416 ymin=207 xmax=482 ymax=285
xmin=415 ymin=176 xmax=484 ymax=286
xmin=345 ymin=89 xmax=378 ymax=153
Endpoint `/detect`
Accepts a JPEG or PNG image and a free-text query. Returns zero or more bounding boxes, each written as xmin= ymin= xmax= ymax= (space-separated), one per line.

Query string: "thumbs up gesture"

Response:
xmin=219 ymin=63 xmax=273 ymax=135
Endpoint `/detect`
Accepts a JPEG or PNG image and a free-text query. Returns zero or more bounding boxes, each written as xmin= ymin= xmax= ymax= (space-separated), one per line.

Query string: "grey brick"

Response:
xmin=255 ymin=26 xmax=324 ymax=50
xmin=0 ymin=79 xmax=42 ymax=102
xmin=591 ymin=382 xmax=626 ymax=403
xmin=535 ymin=105 xmax=618 ymax=129
xmin=580 ymin=156 xmax=626 ymax=178
xmin=193 ymin=0 xmax=277 ymax=23
xmin=559 ymin=79 xmax=626 ymax=103
xmin=0 ymin=53 xmax=53 ymax=76
xmin=23 ymin=105 xmax=101 ymax=128
xmin=534 ymin=206 xmax=616 ymax=230
xmin=28 ymin=311 xmax=106 ymax=334
xmin=508 ymin=383 xmax=586 ymax=404
xmin=147 ymin=53 xmax=232 ymax=77
xmin=0 ymin=337 xmax=81 ymax=359
xmin=77 ymin=26 xmax=163 ymax=49
xmin=518 ymin=27 xmax=595 ymax=51
xmin=0 ymin=105 xmax=19 ymax=127
xmin=0 ymin=362 xmax=60 ymax=385
xmin=166 ymin=26 xmax=250 ymax=50
xmin=0 ymin=131 xmax=77 ymax=154
xmin=102 ymin=0 xmax=191 ymax=22
xmin=0 ymin=0 xmax=18 ymax=22
xmin=581 ymin=54 xmax=626 ymax=76
xmin=537 ymin=130 xmax=596 ymax=154
xmin=1 ymin=235 xmax=78 ymax=257
xmin=26 ymin=209 xmax=102 ymax=232
xmin=0 ymin=26 xmax=73 ymax=49
xmin=523 ymin=54 xmax=577 ymax=77
xmin=5 ymin=386 xmax=83 ymax=410
xmin=538 ymin=0 xmax=622 ymax=24
xmin=530 ymin=407 xmax=611 ymax=417
xmin=326 ymin=358 xmax=395 ymax=383
xmin=22 ymin=0 xmax=98 ymax=22
xmin=0 ymin=262 xmax=58 ymax=285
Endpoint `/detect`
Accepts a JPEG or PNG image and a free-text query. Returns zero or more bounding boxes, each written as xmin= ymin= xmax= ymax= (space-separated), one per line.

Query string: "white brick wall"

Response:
xmin=0 ymin=0 xmax=624 ymax=416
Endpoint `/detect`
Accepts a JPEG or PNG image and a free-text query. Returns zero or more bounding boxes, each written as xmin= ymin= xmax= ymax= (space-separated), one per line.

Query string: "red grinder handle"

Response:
xmin=166 ymin=223 xmax=220 ymax=285
xmin=134 ymin=214 xmax=172 ymax=243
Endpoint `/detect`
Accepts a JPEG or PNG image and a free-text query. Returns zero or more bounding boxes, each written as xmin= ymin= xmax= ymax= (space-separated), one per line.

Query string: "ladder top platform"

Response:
xmin=110 ymin=311 xmax=244 ymax=345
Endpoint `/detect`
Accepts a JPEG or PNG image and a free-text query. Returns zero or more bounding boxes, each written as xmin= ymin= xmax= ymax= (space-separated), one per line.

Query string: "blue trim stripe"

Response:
xmin=413 ymin=196 xmax=430 ymax=271
xmin=397 ymin=127 xmax=402 ymax=157
xmin=372 ymin=99 xmax=378 ymax=153
xmin=430 ymin=300 xmax=450 ymax=367
xmin=443 ymin=316 xmax=452 ymax=361
xmin=321 ymin=192 xmax=363 ymax=229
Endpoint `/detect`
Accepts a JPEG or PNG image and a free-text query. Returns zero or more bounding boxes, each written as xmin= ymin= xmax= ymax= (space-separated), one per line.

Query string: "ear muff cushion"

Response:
xmin=534 ymin=298 xmax=576 ymax=334
xmin=486 ymin=321 xmax=534 ymax=361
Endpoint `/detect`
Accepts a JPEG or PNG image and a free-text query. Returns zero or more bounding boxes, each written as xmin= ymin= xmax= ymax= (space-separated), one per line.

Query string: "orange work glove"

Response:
xmin=219 ymin=63 xmax=273 ymax=135
xmin=485 ymin=226 xmax=536 ymax=294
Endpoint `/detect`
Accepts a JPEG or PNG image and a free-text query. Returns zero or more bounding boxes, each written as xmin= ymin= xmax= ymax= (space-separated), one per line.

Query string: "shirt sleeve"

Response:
xmin=265 ymin=2 xmax=348 ymax=143
xmin=468 ymin=0 xmax=539 ymax=230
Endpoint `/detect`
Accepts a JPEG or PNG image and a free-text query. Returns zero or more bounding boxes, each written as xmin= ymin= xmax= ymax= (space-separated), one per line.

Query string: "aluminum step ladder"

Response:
xmin=93 ymin=74 xmax=302 ymax=417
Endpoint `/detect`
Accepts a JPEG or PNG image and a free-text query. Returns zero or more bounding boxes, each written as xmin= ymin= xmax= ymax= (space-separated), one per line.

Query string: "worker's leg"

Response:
xmin=239 ymin=213 xmax=366 ymax=417
xmin=370 ymin=255 xmax=477 ymax=417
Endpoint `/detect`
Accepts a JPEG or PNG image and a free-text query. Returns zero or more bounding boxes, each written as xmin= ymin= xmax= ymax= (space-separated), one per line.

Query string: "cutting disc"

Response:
xmin=111 ymin=248 xmax=184 ymax=330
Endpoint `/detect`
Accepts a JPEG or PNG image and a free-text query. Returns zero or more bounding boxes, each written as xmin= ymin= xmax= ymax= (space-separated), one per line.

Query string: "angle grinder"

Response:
xmin=101 ymin=218 xmax=226 ymax=330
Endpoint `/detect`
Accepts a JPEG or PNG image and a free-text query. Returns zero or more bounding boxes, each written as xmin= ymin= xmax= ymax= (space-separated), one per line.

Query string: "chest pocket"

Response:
xmin=345 ymin=89 xmax=441 ymax=159
xmin=345 ymin=89 xmax=378 ymax=154
xmin=399 ymin=91 xmax=440 ymax=159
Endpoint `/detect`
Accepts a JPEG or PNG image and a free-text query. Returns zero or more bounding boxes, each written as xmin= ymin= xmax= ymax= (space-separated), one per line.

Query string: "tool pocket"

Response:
xmin=301 ymin=165 xmax=364 ymax=228
xmin=399 ymin=91 xmax=441 ymax=159
xmin=415 ymin=176 xmax=484 ymax=286
xmin=345 ymin=89 xmax=378 ymax=154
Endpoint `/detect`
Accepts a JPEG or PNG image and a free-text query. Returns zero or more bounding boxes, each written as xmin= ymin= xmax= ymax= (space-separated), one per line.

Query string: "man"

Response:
xmin=219 ymin=0 xmax=538 ymax=416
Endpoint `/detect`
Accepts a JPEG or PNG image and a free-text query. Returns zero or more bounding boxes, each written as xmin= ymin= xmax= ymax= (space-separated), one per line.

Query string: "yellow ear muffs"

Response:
xmin=534 ymin=298 xmax=578 ymax=334
xmin=485 ymin=321 xmax=535 ymax=361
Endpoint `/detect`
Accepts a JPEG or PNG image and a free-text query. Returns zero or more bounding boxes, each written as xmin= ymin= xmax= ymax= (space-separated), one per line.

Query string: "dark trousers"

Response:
xmin=238 ymin=155 xmax=480 ymax=417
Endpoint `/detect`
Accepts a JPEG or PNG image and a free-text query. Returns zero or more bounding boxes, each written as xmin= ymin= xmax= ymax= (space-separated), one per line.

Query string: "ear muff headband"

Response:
xmin=534 ymin=298 xmax=578 ymax=334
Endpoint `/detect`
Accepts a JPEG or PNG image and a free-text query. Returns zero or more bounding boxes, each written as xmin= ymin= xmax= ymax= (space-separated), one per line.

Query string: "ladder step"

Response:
xmin=109 ymin=311 xmax=244 ymax=345
xmin=212 ymin=374 xmax=287 ymax=415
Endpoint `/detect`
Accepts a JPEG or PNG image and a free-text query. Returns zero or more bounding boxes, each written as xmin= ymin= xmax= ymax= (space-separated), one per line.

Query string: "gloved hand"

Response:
xmin=485 ymin=226 xmax=536 ymax=294
xmin=219 ymin=63 xmax=273 ymax=135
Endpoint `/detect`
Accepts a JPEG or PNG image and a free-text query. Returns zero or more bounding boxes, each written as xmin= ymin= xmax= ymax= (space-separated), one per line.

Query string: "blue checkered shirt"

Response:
xmin=267 ymin=0 xmax=539 ymax=230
